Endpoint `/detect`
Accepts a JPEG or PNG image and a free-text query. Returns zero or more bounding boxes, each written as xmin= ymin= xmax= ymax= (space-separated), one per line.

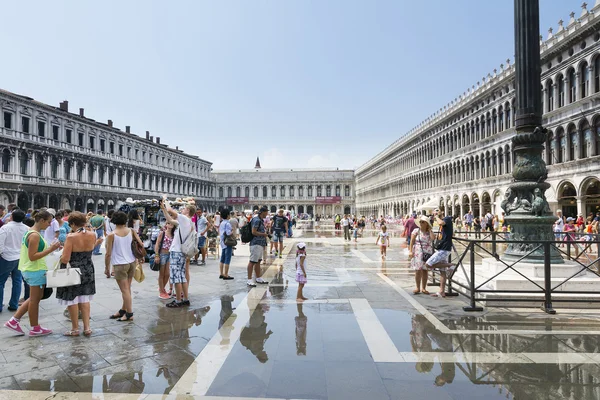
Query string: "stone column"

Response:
xmin=576 ymin=196 xmax=584 ymax=216
xmin=503 ymin=0 xmax=562 ymax=267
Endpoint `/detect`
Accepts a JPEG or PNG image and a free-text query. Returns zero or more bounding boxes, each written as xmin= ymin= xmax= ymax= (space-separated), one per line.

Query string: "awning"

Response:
xmin=418 ymin=198 xmax=441 ymax=211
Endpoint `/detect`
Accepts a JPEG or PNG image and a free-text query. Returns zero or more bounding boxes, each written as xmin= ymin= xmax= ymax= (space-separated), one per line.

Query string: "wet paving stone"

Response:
xmin=2 ymin=228 xmax=600 ymax=398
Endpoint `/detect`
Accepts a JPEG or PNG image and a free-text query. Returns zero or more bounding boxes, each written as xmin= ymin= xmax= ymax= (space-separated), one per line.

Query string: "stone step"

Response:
xmin=479 ymin=257 xmax=598 ymax=278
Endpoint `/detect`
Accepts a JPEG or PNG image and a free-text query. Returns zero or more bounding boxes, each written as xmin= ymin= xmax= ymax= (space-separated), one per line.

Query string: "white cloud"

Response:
xmin=260 ymin=147 xmax=287 ymax=169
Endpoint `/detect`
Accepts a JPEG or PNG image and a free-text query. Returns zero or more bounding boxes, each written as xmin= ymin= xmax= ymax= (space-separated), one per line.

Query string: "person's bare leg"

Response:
xmin=414 ymin=270 xmax=422 ymax=292
xmin=439 ymin=272 xmax=447 ymax=295
xmin=185 ymin=259 xmax=190 ymax=285
xmin=27 ymin=287 xmax=42 ymax=327
xmin=201 ymin=247 xmax=207 ymax=263
xmin=13 ymin=298 xmax=31 ymax=320
xmin=279 ymin=241 xmax=284 ymax=255
xmin=174 ymin=283 xmax=183 ymax=302
xmin=254 ymin=263 xmax=262 ymax=279
xmin=224 ymin=263 xmax=230 ymax=277
xmin=182 ymin=282 xmax=189 ymax=299
xmin=117 ymin=278 xmax=133 ymax=313
xmin=80 ymin=303 xmax=91 ymax=331
xmin=68 ymin=305 xmax=79 ymax=331
xmin=421 ymin=270 xmax=429 ymax=291
xmin=297 ymin=283 xmax=304 ymax=301
xmin=219 ymin=262 xmax=224 ymax=276
xmin=247 ymin=262 xmax=254 ymax=280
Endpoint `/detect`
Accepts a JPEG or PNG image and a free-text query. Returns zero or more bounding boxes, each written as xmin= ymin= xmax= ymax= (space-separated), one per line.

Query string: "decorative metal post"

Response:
xmin=502 ymin=0 xmax=563 ymax=264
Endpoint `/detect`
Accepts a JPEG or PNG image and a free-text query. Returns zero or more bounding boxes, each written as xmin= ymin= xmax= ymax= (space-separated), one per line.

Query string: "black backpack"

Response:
xmin=241 ymin=218 xmax=257 ymax=244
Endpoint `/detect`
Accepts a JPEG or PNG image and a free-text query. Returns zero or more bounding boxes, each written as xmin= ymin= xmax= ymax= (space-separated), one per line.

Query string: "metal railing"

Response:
xmin=429 ymin=231 xmax=600 ymax=314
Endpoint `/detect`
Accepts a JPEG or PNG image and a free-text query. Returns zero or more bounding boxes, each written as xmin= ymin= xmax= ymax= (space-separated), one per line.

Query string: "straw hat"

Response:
xmin=418 ymin=215 xmax=432 ymax=228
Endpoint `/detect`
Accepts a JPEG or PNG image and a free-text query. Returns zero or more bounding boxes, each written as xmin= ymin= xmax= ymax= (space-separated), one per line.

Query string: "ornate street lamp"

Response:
xmin=502 ymin=0 xmax=563 ymax=263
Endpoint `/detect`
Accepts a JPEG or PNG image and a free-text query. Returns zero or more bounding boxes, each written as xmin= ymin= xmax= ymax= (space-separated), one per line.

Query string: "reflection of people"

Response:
xmin=103 ymin=371 xmax=144 ymax=393
xmin=268 ymin=267 xmax=287 ymax=298
xmin=240 ymin=304 xmax=272 ymax=363
xmin=295 ymin=303 xmax=307 ymax=355
xmin=409 ymin=315 xmax=433 ymax=373
xmin=219 ymin=295 xmax=235 ymax=346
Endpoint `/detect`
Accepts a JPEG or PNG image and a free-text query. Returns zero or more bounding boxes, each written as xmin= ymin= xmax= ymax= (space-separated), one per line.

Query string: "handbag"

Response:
xmin=418 ymin=230 xmax=433 ymax=262
xmin=131 ymin=229 xmax=147 ymax=259
xmin=46 ymin=253 xmax=82 ymax=288
xmin=150 ymin=231 xmax=166 ymax=272
xmin=224 ymin=233 xmax=237 ymax=247
xmin=134 ymin=263 xmax=145 ymax=283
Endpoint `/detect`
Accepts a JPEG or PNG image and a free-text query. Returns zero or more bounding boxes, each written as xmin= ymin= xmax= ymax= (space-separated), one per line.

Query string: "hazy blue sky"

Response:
xmin=0 ymin=1 xmax=585 ymax=170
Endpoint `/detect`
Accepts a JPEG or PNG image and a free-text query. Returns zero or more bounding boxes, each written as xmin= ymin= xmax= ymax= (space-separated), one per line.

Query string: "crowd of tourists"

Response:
xmin=0 ymin=199 xmax=303 ymax=337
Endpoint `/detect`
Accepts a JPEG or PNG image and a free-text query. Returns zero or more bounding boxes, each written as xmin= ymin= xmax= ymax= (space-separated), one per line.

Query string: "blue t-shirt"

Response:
xmin=437 ymin=216 xmax=453 ymax=251
xmin=249 ymin=216 xmax=266 ymax=247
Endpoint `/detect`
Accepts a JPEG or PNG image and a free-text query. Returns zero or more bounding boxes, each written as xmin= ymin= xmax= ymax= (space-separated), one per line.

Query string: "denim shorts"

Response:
xmin=159 ymin=253 xmax=170 ymax=267
xmin=220 ymin=246 xmax=232 ymax=265
xmin=22 ymin=270 xmax=47 ymax=288
xmin=272 ymin=231 xmax=284 ymax=243
xmin=198 ymin=236 xmax=207 ymax=249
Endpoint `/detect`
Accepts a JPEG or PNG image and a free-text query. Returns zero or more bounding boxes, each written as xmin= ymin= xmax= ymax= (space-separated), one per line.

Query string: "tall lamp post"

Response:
xmin=502 ymin=0 xmax=563 ymax=264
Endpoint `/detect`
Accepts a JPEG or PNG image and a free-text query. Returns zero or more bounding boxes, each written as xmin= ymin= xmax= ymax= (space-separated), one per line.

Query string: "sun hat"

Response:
xmin=418 ymin=215 xmax=431 ymax=228
xmin=297 ymin=242 xmax=306 ymax=249
xmin=46 ymin=208 xmax=56 ymax=217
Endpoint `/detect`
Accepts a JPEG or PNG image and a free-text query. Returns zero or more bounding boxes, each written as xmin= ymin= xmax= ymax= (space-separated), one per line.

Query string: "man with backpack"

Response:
xmin=244 ymin=206 xmax=270 ymax=287
xmin=160 ymin=199 xmax=197 ymax=307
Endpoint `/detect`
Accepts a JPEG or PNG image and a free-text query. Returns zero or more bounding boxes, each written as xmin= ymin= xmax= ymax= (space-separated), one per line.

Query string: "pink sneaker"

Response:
xmin=29 ymin=326 xmax=52 ymax=337
xmin=159 ymin=292 xmax=171 ymax=300
xmin=4 ymin=319 xmax=24 ymax=335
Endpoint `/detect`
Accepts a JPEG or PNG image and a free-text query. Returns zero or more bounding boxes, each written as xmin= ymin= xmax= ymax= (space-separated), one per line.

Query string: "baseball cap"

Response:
xmin=46 ymin=208 xmax=56 ymax=217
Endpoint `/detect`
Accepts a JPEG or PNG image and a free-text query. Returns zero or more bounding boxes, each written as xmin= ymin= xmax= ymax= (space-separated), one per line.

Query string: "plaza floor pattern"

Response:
xmin=1 ymin=227 xmax=600 ymax=399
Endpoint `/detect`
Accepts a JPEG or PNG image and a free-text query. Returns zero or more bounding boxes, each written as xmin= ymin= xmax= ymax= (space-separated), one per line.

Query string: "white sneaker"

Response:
xmin=247 ymin=279 xmax=257 ymax=287
xmin=255 ymin=277 xmax=268 ymax=285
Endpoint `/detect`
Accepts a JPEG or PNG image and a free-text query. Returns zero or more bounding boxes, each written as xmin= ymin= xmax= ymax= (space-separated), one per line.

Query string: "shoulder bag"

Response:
xmin=418 ymin=229 xmax=433 ymax=262
xmin=150 ymin=231 xmax=166 ymax=272
xmin=46 ymin=251 xmax=82 ymax=288
xmin=131 ymin=229 xmax=147 ymax=259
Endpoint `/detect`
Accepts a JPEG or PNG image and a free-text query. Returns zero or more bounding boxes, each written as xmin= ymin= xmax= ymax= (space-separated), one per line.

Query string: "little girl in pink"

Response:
xmin=295 ymin=243 xmax=308 ymax=301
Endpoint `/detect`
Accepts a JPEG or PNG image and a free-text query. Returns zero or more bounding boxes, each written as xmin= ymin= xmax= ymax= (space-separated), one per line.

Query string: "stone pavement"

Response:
xmin=1 ymin=227 xmax=600 ymax=399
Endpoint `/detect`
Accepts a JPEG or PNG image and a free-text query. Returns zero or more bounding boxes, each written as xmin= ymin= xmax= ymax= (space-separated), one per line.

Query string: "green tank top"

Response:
xmin=18 ymin=231 xmax=48 ymax=272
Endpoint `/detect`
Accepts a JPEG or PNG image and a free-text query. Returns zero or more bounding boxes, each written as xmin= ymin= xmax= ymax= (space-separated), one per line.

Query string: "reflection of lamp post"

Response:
xmin=502 ymin=0 xmax=563 ymax=263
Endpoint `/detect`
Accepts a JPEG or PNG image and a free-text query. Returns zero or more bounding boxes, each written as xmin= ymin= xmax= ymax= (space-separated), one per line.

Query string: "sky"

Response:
xmin=0 ymin=0 xmax=586 ymax=170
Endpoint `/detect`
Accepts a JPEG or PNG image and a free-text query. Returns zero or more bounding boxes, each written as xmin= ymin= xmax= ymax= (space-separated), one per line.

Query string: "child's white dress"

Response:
xmin=296 ymin=254 xmax=307 ymax=284
xmin=378 ymin=232 xmax=389 ymax=247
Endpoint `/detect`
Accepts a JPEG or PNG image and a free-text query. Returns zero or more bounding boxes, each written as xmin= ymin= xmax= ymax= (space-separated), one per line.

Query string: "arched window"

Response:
xmin=557 ymin=128 xmax=565 ymax=163
xmin=299 ymin=186 xmax=304 ymax=197
xmin=235 ymin=187 xmax=241 ymax=197
xmin=335 ymin=185 xmax=340 ymax=196
xmin=546 ymin=79 xmax=554 ymax=112
xmin=557 ymin=75 xmax=565 ymax=107
xmin=20 ymin=151 xmax=28 ymax=175
xmin=594 ymin=56 xmax=600 ymax=94
xmin=595 ymin=118 xmax=600 ymax=157
xmin=345 ymin=185 xmax=350 ymax=197
xmin=326 ymin=185 xmax=331 ymax=196
xmin=262 ymin=186 xmax=267 ymax=198
xmin=280 ymin=185 xmax=285 ymax=197
xmin=316 ymin=185 xmax=322 ymax=197
xmin=492 ymin=110 xmax=497 ymax=134
xmin=498 ymin=106 xmax=504 ymax=131
xmin=253 ymin=186 xmax=258 ymax=198
xmin=568 ymin=68 xmax=576 ymax=103
xmin=582 ymin=120 xmax=591 ymax=159
xmin=568 ymin=125 xmax=577 ymax=161
xmin=1 ymin=149 xmax=10 ymax=173
xmin=308 ymin=186 xmax=313 ymax=197
xmin=50 ymin=156 xmax=58 ymax=179
xmin=289 ymin=186 xmax=294 ymax=197
xmin=580 ymin=61 xmax=589 ymax=99
xmin=227 ymin=187 xmax=232 ymax=198
xmin=271 ymin=186 xmax=276 ymax=197
xmin=219 ymin=187 xmax=224 ymax=198
xmin=245 ymin=187 xmax=250 ymax=198
xmin=505 ymin=104 xmax=511 ymax=128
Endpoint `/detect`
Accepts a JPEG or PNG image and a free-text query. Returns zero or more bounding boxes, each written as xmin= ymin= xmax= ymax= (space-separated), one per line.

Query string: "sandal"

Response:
xmin=413 ymin=289 xmax=421 ymax=294
xmin=83 ymin=329 xmax=92 ymax=336
xmin=64 ymin=330 xmax=80 ymax=336
xmin=421 ymin=290 xmax=430 ymax=295
xmin=117 ymin=312 xmax=134 ymax=322
xmin=166 ymin=301 xmax=183 ymax=308
xmin=431 ymin=292 xmax=446 ymax=298
xmin=110 ymin=309 xmax=126 ymax=319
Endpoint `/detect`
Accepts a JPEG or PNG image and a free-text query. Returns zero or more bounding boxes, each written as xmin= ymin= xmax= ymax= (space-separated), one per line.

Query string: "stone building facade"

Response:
xmin=355 ymin=4 xmax=600 ymax=220
xmin=0 ymin=89 xmax=216 ymax=212
xmin=212 ymin=168 xmax=355 ymax=216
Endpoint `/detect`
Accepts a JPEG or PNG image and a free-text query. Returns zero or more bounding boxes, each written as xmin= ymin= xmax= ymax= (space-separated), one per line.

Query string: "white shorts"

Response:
xmin=249 ymin=245 xmax=264 ymax=263
xmin=426 ymin=250 xmax=451 ymax=267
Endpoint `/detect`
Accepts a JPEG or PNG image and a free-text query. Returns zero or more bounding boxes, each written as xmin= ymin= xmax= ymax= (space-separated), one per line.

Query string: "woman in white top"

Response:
xmin=105 ymin=211 xmax=143 ymax=321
